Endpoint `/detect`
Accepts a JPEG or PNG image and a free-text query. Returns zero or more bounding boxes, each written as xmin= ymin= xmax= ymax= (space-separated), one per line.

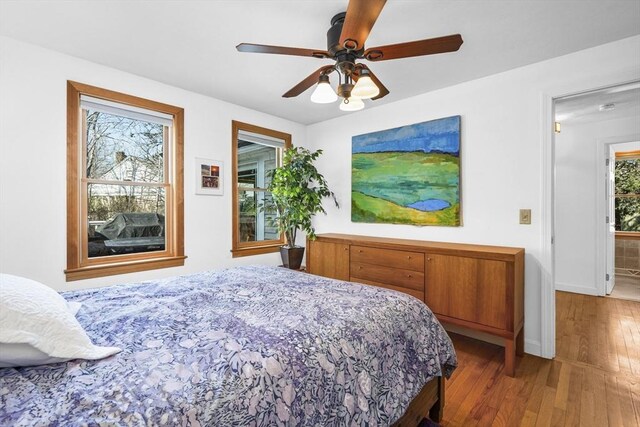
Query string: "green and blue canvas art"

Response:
xmin=351 ymin=116 xmax=461 ymax=226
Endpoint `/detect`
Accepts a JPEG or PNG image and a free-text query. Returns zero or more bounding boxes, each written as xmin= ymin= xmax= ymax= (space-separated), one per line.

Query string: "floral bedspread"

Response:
xmin=0 ymin=265 xmax=456 ymax=426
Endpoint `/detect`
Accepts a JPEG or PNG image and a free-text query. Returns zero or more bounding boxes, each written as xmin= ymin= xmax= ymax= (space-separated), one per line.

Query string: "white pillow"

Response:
xmin=67 ymin=301 xmax=83 ymax=316
xmin=0 ymin=343 xmax=70 ymax=367
xmin=0 ymin=298 xmax=84 ymax=367
xmin=0 ymin=273 xmax=121 ymax=368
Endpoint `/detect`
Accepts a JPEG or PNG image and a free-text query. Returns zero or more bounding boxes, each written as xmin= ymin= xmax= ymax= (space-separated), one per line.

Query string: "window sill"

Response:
xmin=231 ymin=244 xmax=282 ymax=258
xmin=616 ymin=232 xmax=640 ymax=240
xmin=65 ymin=255 xmax=187 ymax=281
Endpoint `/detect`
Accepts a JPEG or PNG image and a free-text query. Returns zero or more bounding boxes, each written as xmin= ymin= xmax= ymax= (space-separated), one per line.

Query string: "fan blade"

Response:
xmin=339 ymin=0 xmax=387 ymax=50
xmin=355 ymin=64 xmax=389 ymax=100
xmin=364 ymin=34 xmax=463 ymax=61
xmin=283 ymin=65 xmax=335 ymax=98
xmin=237 ymin=43 xmax=329 ymax=59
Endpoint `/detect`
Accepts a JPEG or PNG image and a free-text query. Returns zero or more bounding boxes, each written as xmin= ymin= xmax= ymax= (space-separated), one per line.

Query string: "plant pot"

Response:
xmin=280 ymin=246 xmax=305 ymax=270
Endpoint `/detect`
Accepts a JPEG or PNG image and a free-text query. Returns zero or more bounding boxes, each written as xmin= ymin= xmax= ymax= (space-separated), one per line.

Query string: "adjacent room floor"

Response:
xmin=610 ymin=275 xmax=640 ymax=302
xmin=440 ymin=291 xmax=639 ymax=426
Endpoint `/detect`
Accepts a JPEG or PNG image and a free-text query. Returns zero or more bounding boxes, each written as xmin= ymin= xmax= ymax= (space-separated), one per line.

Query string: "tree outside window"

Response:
xmin=615 ymin=151 xmax=640 ymax=233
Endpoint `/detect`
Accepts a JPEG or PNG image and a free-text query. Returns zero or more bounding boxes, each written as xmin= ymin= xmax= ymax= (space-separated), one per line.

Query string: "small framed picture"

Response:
xmin=195 ymin=158 xmax=223 ymax=196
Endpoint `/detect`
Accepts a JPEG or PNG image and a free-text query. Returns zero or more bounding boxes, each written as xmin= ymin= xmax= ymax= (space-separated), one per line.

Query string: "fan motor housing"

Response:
xmin=327 ymin=12 xmax=364 ymax=58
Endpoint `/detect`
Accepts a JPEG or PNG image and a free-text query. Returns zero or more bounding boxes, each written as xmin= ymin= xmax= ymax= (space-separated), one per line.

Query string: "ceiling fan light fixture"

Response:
xmin=339 ymin=97 xmax=365 ymax=112
xmin=238 ymin=1 xmax=464 ymax=110
xmin=351 ymin=70 xmax=380 ymax=99
xmin=310 ymin=74 xmax=338 ymax=103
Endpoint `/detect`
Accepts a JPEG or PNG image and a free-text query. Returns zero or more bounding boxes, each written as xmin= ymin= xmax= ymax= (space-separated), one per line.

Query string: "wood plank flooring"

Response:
xmin=439 ymin=291 xmax=640 ymax=426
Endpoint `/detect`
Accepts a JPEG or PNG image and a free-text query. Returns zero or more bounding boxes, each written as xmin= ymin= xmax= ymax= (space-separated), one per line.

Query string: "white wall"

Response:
xmin=555 ymin=117 xmax=640 ymax=295
xmin=0 ymin=36 xmax=306 ymax=292
xmin=304 ymin=36 xmax=640 ymax=356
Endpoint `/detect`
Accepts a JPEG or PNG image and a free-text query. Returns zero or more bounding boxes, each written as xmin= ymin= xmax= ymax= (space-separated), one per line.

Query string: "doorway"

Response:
xmin=609 ymin=146 xmax=640 ymax=301
xmin=553 ymin=82 xmax=640 ymax=301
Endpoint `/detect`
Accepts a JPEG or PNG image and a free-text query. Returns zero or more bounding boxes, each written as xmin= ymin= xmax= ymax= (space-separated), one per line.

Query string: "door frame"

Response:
xmin=597 ymin=137 xmax=640 ymax=296
xmin=540 ymin=78 xmax=639 ymax=359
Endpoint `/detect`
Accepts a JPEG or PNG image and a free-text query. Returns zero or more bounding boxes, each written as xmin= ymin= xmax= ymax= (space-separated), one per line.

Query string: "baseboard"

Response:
xmin=525 ymin=339 xmax=542 ymax=357
xmin=555 ymin=281 xmax=600 ymax=296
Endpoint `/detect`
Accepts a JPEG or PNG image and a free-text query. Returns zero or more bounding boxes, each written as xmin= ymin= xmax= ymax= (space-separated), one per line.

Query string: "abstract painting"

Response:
xmin=351 ymin=116 xmax=461 ymax=226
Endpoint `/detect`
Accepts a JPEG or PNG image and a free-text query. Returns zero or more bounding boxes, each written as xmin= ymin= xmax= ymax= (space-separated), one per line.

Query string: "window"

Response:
xmin=231 ymin=121 xmax=291 ymax=257
xmin=614 ymin=150 xmax=640 ymax=238
xmin=66 ymin=81 xmax=185 ymax=281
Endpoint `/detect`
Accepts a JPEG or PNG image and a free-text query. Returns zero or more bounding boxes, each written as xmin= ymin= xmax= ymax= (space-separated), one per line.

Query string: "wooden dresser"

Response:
xmin=307 ymin=233 xmax=525 ymax=377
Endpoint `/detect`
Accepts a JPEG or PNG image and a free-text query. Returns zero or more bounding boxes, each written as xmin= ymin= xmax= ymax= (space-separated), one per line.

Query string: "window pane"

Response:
xmin=238 ymin=190 xmax=278 ymax=243
xmin=87 ymin=184 xmax=165 ymax=257
xmin=615 ymin=158 xmax=640 ymax=195
xmin=264 ymin=159 xmax=276 ymax=188
xmin=239 ymin=190 xmax=257 ymax=242
xmin=85 ymin=109 xmax=165 ymax=183
xmin=614 ymin=157 xmax=640 ymax=232
xmin=237 ymin=140 xmax=278 ymax=190
xmin=263 ymin=192 xmax=279 ymax=240
xmin=238 ymin=164 xmax=257 ymax=188
xmin=615 ymin=196 xmax=640 ymax=232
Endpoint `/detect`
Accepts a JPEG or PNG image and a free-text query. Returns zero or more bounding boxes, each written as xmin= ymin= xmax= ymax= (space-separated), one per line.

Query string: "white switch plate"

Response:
xmin=520 ymin=209 xmax=531 ymax=225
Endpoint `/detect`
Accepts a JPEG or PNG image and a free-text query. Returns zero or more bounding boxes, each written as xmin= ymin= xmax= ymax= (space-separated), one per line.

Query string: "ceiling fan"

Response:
xmin=236 ymin=0 xmax=463 ymax=111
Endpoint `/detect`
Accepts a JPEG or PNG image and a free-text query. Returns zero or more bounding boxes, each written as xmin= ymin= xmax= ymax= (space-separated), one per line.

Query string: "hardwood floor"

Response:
xmin=440 ymin=291 xmax=640 ymax=426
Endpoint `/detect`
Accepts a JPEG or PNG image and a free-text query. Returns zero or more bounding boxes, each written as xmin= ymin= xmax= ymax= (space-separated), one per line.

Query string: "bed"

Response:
xmin=0 ymin=265 xmax=456 ymax=426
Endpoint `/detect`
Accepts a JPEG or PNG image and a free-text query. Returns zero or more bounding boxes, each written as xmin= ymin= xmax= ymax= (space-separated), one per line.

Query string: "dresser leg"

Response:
xmin=504 ymin=339 xmax=516 ymax=377
xmin=516 ymin=328 xmax=525 ymax=357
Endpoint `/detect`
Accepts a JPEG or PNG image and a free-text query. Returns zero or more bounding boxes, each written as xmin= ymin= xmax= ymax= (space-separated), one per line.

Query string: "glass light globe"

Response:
xmin=352 ymin=73 xmax=380 ymax=99
xmin=339 ymin=97 xmax=365 ymax=111
xmin=310 ymin=76 xmax=338 ymax=103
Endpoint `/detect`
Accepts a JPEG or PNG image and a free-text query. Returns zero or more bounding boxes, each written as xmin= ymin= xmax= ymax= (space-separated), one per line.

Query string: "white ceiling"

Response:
xmin=1 ymin=1 xmax=639 ymax=125
xmin=555 ymin=82 xmax=640 ymax=124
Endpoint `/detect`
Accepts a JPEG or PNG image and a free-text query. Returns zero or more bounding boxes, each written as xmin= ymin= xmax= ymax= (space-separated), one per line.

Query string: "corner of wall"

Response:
xmin=555 ymin=281 xmax=600 ymax=296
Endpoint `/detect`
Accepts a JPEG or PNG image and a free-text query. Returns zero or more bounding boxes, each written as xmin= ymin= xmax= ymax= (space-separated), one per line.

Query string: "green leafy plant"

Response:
xmin=266 ymin=147 xmax=338 ymax=247
xmin=614 ymin=158 xmax=640 ymax=232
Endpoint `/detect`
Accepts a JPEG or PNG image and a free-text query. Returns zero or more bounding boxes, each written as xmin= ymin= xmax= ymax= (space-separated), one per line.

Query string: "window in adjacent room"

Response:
xmin=66 ymin=81 xmax=185 ymax=281
xmin=614 ymin=150 xmax=640 ymax=238
xmin=231 ymin=121 xmax=291 ymax=257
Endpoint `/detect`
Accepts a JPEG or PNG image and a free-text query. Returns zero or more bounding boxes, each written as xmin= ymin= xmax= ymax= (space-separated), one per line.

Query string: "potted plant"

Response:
xmin=266 ymin=146 xmax=338 ymax=269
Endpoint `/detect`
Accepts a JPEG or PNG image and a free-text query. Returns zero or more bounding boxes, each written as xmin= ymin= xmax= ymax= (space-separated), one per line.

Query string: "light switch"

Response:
xmin=520 ymin=209 xmax=531 ymax=225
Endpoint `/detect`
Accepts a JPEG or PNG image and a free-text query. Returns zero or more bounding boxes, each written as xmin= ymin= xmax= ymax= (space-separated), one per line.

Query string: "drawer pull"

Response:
xmin=407 ymin=256 xmax=412 ymax=260
xmin=407 ymin=274 xmax=412 ymax=278
xmin=359 ymin=266 xmax=363 ymax=270
xmin=427 ymin=257 xmax=431 ymax=261
xmin=359 ymin=249 xmax=363 ymax=253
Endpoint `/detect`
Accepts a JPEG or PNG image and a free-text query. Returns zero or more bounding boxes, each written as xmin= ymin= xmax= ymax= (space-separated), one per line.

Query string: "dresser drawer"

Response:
xmin=350 ymin=245 xmax=424 ymax=271
xmin=350 ymin=262 xmax=424 ymax=291
xmin=352 ymin=277 xmax=425 ymax=302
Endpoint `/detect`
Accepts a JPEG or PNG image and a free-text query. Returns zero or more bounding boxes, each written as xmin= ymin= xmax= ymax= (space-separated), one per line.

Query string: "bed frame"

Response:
xmin=392 ymin=376 xmax=445 ymax=426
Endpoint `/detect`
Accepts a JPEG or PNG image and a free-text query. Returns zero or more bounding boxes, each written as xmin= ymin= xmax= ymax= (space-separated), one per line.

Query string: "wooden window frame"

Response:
xmin=65 ymin=81 xmax=185 ymax=281
xmin=616 ymin=150 xmax=640 ymax=160
xmin=617 ymin=233 xmax=640 ymax=240
xmin=231 ymin=120 xmax=291 ymax=257
xmin=614 ymin=150 xmax=640 ymax=239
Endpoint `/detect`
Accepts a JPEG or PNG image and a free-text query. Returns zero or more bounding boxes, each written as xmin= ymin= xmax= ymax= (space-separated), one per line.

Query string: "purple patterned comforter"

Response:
xmin=0 ymin=265 xmax=456 ymax=426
